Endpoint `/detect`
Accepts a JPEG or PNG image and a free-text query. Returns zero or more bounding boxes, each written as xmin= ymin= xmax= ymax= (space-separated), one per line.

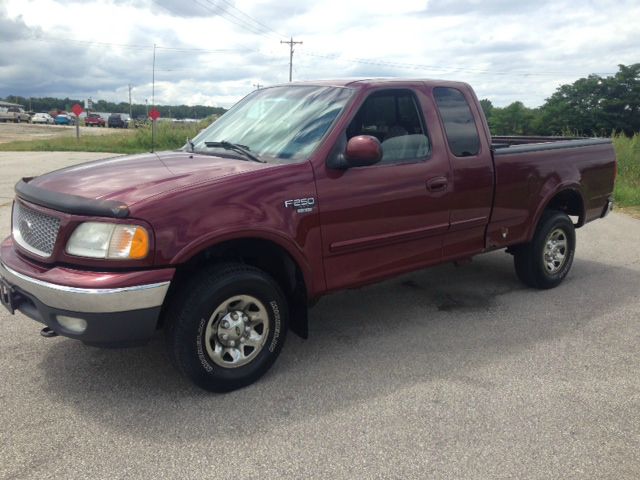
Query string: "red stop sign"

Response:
xmin=149 ymin=108 xmax=160 ymax=121
xmin=71 ymin=103 xmax=83 ymax=117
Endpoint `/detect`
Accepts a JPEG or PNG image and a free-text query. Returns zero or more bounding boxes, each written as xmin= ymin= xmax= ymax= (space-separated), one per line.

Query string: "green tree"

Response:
xmin=538 ymin=63 xmax=640 ymax=136
xmin=489 ymin=102 xmax=540 ymax=135
xmin=479 ymin=98 xmax=494 ymax=120
xmin=1 ymin=95 xmax=227 ymax=119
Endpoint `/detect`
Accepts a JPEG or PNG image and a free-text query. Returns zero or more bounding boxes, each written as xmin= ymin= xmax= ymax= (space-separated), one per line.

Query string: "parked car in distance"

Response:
xmin=30 ymin=113 xmax=54 ymax=125
xmin=0 ymin=79 xmax=617 ymax=393
xmin=108 ymin=113 xmax=127 ymax=128
xmin=54 ymin=114 xmax=75 ymax=126
xmin=11 ymin=107 xmax=30 ymax=123
xmin=84 ymin=113 xmax=105 ymax=127
xmin=132 ymin=115 xmax=150 ymax=128
xmin=0 ymin=105 xmax=31 ymax=123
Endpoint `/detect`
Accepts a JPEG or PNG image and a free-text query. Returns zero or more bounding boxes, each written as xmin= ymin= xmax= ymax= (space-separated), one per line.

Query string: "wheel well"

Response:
xmin=545 ymin=189 xmax=585 ymax=226
xmin=166 ymin=238 xmax=309 ymax=338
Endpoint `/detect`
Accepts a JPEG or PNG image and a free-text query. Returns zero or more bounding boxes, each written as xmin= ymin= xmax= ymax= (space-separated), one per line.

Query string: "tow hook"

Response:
xmin=40 ymin=327 xmax=58 ymax=338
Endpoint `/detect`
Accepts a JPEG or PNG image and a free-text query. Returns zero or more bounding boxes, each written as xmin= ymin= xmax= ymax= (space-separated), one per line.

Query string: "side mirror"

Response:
xmin=344 ymin=135 xmax=382 ymax=168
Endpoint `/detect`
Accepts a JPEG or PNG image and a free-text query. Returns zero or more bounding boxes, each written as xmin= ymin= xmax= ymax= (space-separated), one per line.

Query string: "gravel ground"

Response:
xmin=0 ymin=123 xmax=130 ymax=144
xmin=0 ymin=152 xmax=638 ymax=480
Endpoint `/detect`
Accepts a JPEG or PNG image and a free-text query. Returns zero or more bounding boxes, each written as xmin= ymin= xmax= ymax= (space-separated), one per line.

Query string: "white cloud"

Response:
xmin=1 ymin=0 xmax=639 ymax=108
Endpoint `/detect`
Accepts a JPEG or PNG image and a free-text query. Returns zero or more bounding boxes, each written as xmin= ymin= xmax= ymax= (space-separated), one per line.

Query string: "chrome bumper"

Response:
xmin=0 ymin=261 xmax=170 ymax=313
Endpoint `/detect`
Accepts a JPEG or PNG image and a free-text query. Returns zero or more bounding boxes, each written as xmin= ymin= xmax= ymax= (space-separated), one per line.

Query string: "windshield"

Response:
xmin=191 ymin=85 xmax=353 ymax=161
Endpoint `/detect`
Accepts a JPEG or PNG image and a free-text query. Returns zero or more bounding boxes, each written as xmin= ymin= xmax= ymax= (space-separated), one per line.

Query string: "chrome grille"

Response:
xmin=12 ymin=201 xmax=61 ymax=257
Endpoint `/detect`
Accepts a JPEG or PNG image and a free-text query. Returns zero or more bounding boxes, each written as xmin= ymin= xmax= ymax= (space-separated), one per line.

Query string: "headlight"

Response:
xmin=66 ymin=222 xmax=149 ymax=260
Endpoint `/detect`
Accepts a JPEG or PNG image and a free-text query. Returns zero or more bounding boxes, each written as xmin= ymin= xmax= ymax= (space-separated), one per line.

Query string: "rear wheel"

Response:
xmin=165 ymin=263 xmax=288 ymax=392
xmin=513 ymin=210 xmax=575 ymax=289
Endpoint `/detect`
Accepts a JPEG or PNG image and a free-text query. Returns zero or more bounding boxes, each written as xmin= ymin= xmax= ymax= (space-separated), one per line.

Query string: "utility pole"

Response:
xmin=280 ymin=37 xmax=302 ymax=82
xmin=253 ymin=83 xmax=263 ymax=90
xmin=151 ymin=43 xmax=156 ymax=152
xmin=151 ymin=44 xmax=156 ymax=108
xmin=128 ymin=84 xmax=133 ymax=119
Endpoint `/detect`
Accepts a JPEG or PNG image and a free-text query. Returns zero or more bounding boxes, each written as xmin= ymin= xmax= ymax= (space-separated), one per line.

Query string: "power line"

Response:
xmin=31 ymin=36 xmax=247 ymax=54
xmin=190 ymin=0 xmax=280 ymax=39
xmin=154 ymin=63 xmax=289 ymax=73
xmin=299 ymin=50 xmax=617 ymax=77
xmin=199 ymin=0 xmax=285 ymax=39
xmin=32 ymin=36 xmax=150 ymax=50
xmin=29 ymin=27 xmax=617 ymax=80
xmin=215 ymin=0 xmax=286 ymax=39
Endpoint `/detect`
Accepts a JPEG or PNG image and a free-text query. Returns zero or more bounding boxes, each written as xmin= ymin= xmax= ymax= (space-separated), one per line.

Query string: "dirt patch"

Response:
xmin=0 ymin=123 xmax=132 ymax=144
xmin=617 ymin=206 xmax=640 ymax=220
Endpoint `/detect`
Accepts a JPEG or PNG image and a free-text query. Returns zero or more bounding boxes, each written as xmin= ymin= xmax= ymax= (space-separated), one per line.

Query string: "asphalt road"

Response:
xmin=1 ymin=152 xmax=639 ymax=479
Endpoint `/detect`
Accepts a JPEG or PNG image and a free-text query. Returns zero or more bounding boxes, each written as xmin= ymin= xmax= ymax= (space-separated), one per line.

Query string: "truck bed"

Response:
xmin=491 ymin=136 xmax=611 ymax=152
xmin=486 ymin=136 xmax=616 ymax=249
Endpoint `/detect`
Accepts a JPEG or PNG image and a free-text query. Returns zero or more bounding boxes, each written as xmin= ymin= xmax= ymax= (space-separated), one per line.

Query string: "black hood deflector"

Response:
xmin=15 ymin=178 xmax=130 ymax=218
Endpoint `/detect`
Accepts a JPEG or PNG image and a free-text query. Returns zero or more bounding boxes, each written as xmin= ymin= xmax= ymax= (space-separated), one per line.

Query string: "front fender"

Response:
xmin=170 ymin=227 xmax=316 ymax=295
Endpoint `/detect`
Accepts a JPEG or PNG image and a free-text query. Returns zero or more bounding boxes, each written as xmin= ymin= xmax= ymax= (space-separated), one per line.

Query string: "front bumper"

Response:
xmin=0 ymin=239 xmax=174 ymax=346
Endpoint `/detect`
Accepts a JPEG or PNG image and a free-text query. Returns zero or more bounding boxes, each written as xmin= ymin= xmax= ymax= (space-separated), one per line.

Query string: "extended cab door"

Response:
xmin=432 ymin=86 xmax=494 ymax=258
xmin=313 ymin=86 xmax=452 ymax=291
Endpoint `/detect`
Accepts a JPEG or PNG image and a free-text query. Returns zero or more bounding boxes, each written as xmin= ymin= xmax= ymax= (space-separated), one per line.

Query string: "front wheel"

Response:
xmin=165 ymin=263 xmax=288 ymax=392
xmin=513 ymin=210 xmax=576 ymax=289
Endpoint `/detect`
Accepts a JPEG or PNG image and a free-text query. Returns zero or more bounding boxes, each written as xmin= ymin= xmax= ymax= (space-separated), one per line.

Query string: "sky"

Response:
xmin=0 ymin=0 xmax=638 ymax=109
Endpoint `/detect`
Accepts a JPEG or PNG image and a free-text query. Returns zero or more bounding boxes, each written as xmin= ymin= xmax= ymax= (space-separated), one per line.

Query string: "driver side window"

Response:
xmin=346 ymin=90 xmax=430 ymax=165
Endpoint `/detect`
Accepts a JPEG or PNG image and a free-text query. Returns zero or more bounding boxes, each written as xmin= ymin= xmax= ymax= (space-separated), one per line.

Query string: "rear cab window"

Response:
xmin=433 ymin=87 xmax=481 ymax=157
xmin=346 ymin=89 xmax=430 ymax=165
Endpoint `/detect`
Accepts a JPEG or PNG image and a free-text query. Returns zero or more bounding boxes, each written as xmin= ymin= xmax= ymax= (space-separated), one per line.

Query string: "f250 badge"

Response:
xmin=283 ymin=197 xmax=315 ymax=213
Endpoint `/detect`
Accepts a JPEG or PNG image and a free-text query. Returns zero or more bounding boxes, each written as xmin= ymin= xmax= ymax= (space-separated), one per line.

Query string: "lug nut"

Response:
xmin=232 ymin=312 xmax=238 ymax=320
xmin=240 ymin=337 xmax=245 ymax=344
xmin=229 ymin=340 xmax=236 ymax=347
xmin=245 ymin=326 xmax=251 ymax=333
xmin=222 ymin=321 xmax=230 ymax=329
xmin=222 ymin=333 xmax=229 ymax=340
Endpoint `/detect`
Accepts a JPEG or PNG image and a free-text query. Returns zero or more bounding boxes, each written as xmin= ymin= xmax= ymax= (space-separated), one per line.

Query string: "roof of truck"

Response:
xmin=279 ymin=78 xmax=472 ymax=90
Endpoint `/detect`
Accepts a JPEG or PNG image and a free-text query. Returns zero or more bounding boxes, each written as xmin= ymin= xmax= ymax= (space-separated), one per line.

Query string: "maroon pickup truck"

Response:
xmin=84 ymin=113 xmax=106 ymax=127
xmin=0 ymin=79 xmax=616 ymax=391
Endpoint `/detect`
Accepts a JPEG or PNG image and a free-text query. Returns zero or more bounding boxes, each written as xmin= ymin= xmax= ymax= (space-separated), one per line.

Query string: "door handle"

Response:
xmin=426 ymin=176 xmax=448 ymax=192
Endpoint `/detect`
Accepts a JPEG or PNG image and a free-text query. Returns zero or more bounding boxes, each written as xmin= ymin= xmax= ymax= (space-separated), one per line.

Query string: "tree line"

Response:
xmin=481 ymin=63 xmax=640 ymax=137
xmin=0 ymin=95 xmax=227 ymax=120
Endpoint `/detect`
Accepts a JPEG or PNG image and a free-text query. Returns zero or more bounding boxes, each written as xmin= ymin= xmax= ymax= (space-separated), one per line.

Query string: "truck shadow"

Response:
xmin=39 ymin=251 xmax=639 ymax=441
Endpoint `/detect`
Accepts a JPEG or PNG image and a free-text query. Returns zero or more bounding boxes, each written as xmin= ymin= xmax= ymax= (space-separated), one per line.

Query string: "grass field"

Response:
xmin=613 ymin=134 xmax=640 ymax=207
xmin=0 ymin=120 xmax=209 ymax=154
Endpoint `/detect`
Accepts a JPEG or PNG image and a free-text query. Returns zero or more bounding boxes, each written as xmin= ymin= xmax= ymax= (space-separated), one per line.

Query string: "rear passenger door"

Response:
xmin=314 ymin=87 xmax=452 ymax=291
xmin=433 ymin=86 xmax=494 ymax=257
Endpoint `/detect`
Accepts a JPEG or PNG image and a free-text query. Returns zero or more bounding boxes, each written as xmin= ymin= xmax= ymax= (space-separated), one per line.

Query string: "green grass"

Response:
xmin=0 ymin=120 xmax=210 ymax=154
xmin=613 ymin=134 xmax=640 ymax=207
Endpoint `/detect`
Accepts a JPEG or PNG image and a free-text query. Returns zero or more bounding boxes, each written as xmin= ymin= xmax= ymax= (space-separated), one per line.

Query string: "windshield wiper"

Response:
xmin=204 ymin=141 xmax=266 ymax=163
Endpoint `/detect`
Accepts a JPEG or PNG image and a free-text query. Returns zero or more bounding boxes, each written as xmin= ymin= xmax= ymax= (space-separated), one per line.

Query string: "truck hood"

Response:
xmin=28 ymin=151 xmax=272 ymax=208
